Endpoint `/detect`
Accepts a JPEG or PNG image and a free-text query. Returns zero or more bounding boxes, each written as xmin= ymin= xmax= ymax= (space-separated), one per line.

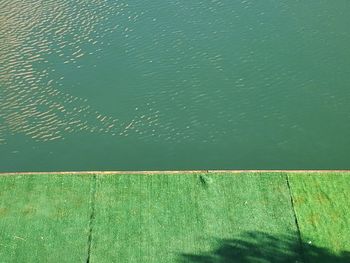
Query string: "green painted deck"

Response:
xmin=0 ymin=172 xmax=349 ymax=262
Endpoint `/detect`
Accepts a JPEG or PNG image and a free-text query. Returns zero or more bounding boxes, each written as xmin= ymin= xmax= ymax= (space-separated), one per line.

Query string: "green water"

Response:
xmin=1 ymin=1 xmax=350 ymax=171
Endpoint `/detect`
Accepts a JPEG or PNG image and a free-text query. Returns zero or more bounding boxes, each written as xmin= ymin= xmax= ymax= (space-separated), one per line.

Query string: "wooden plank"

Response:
xmin=289 ymin=172 xmax=350 ymax=262
xmin=90 ymin=173 xmax=299 ymax=262
xmin=0 ymin=175 xmax=93 ymax=262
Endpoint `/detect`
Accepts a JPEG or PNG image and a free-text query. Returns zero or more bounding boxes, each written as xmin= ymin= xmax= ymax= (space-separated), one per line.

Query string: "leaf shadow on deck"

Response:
xmin=180 ymin=232 xmax=350 ymax=263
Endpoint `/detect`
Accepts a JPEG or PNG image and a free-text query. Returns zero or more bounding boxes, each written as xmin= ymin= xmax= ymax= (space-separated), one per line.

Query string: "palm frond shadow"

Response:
xmin=180 ymin=232 xmax=350 ymax=263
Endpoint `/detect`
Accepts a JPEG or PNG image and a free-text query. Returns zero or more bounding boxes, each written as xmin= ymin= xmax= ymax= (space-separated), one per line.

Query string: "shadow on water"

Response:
xmin=180 ymin=232 xmax=350 ymax=263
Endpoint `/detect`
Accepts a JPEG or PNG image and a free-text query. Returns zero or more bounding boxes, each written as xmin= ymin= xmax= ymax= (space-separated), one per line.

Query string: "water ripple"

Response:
xmin=0 ymin=0 xmax=184 ymax=144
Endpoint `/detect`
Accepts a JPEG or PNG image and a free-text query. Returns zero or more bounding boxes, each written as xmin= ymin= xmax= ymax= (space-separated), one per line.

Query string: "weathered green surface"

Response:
xmin=90 ymin=173 xmax=299 ymax=262
xmin=0 ymin=174 xmax=93 ymax=263
xmin=0 ymin=172 xmax=349 ymax=262
xmin=289 ymin=173 xmax=350 ymax=261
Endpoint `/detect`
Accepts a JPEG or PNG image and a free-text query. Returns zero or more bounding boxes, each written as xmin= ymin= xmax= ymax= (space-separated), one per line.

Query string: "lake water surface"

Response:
xmin=1 ymin=1 xmax=350 ymax=171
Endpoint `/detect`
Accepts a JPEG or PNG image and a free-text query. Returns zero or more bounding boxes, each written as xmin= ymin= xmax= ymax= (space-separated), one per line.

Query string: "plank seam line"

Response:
xmin=86 ymin=174 xmax=97 ymax=263
xmin=285 ymin=173 xmax=305 ymax=262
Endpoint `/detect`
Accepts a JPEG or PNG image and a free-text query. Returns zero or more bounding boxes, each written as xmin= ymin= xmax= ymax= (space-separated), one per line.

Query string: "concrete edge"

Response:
xmin=0 ymin=170 xmax=350 ymax=176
